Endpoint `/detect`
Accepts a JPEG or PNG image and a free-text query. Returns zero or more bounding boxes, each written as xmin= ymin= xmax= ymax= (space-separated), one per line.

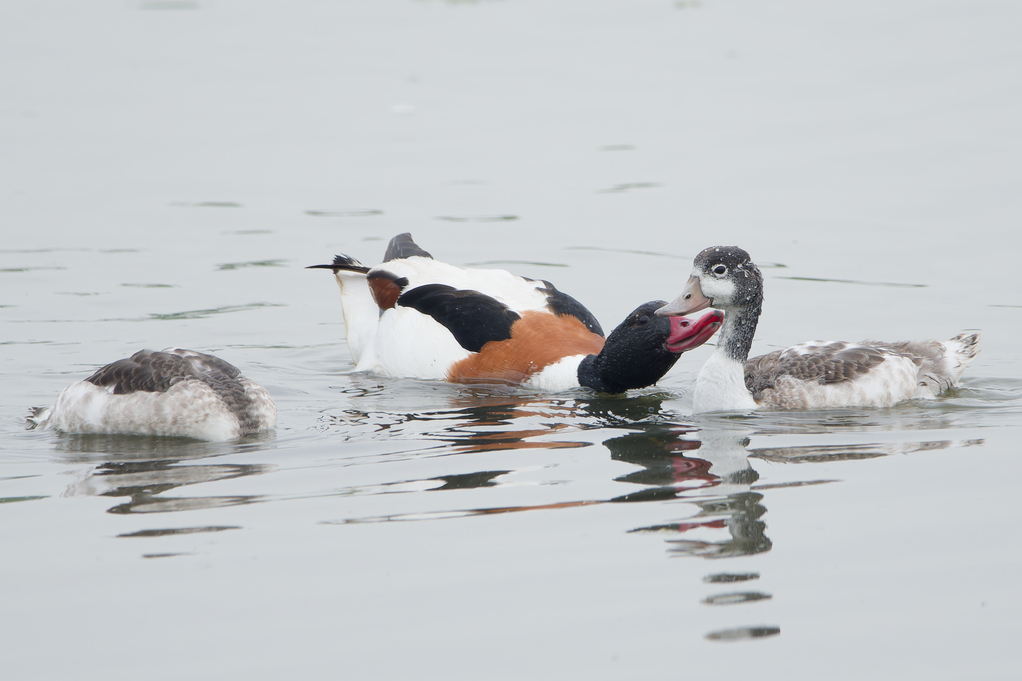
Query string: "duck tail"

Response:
xmin=305 ymin=254 xmax=370 ymax=274
xmin=27 ymin=405 xmax=51 ymax=429
xmin=923 ymin=333 xmax=980 ymax=393
xmin=308 ymin=254 xmax=380 ymax=366
xmin=948 ymin=332 xmax=980 ymax=373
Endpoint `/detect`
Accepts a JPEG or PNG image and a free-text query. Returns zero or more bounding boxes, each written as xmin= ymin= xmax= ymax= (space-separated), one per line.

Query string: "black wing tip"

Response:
xmin=384 ymin=233 xmax=433 ymax=262
xmin=541 ymin=281 xmax=604 ymax=337
xmin=306 ymin=254 xmax=370 ymax=273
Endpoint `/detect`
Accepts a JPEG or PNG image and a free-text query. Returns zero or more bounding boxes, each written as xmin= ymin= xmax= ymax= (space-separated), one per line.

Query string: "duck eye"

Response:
xmin=637 ymin=315 xmax=649 ymax=325
xmin=712 ymin=265 xmax=727 ymax=276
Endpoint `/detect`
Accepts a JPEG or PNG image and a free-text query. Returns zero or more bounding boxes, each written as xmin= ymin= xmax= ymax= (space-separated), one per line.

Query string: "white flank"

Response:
xmin=367 ymin=306 xmax=472 ymax=379
xmin=524 ymin=354 xmax=587 ymax=391
xmin=763 ymin=345 xmax=922 ymax=410
xmin=335 ymin=256 xmax=559 ymax=381
xmin=40 ymin=379 xmax=249 ymax=441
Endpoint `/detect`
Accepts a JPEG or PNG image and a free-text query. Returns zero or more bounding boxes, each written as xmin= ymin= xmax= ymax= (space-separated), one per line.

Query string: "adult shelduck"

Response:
xmin=30 ymin=348 xmax=277 ymax=441
xmin=656 ymin=245 xmax=980 ymax=413
xmin=308 ymin=233 xmax=722 ymax=393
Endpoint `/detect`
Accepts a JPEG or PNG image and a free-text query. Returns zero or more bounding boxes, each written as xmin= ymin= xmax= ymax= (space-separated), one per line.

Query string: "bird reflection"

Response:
xmin=329 ymin=411 xmax=776 ymax=564
xmin=54 ymin=432 xmax=274 ymax=515
xmin=572 ymin=392 xmax=680 ymax=425
xmin=604 ymin=427 xmax=772 ymax=559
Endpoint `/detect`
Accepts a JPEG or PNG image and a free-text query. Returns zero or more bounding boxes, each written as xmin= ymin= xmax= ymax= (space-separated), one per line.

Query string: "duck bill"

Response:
xmin=656 ymin=276 xmax=711 ymax=316
xmin=665 ymin=309 xmax=723 ymax=353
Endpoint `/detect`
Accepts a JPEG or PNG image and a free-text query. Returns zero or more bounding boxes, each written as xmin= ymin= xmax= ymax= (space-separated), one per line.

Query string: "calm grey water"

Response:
xmin=3 ymin=1 xmax=1022 ymax=679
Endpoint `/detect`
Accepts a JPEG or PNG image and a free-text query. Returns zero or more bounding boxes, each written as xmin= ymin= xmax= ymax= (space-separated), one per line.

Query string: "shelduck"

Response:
xmin=30 ymin=348 xmax=277 ymax=441
xmin=656 ymin=245 xmax=980 ymax=413
xmin=309 ymin=233 xmax=722 ymax=393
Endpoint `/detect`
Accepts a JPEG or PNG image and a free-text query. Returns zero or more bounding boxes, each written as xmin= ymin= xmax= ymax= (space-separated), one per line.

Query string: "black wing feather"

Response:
xmin=397 ymin=284 xmax=520 ymax=353
xmin=539 ymin=280 xmax=604 ymax=337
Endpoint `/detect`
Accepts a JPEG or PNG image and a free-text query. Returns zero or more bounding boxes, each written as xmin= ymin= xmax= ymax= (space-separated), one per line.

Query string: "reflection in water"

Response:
xmin=574 ymin=392 xmax=680 ymax=426
xmin=704 ymin=572 xmax=760 ymax=584
xmin=119 ymin=526 xmax=240 ymax=538
xmin=318 ymin=388 xmax=983 ymax=549
xmin=752 ymin=438 xmax=984 ymax=464
xmin=320 ymin=397 xmax=988 ymax=644
xmin=327 ymin=417 xmax=774 ymax=566
xmin=169 ymin=201 xmax=240 ymax=207
xmin=305 ymin=209 xmax=383 ymax=217
xmin=55 ymin=433 xmax=275 ymax=515
xmin=705 ymin=626 xmax=781 ymax=642
xmin=433 ymin=470 xmax=509 ymax=490
xmin=662 ymin=493 xmax=772 ymax=560
xmin=606 ymin=428 xmax=773 ymax=560
xmin=435 ymin=214 xmax=519 ymax=223
xmin=44 ymin=384 xmax=993 ymax=643
xmin=702 ymin=592 xmax=772 ymax=606
xmin=216 ymin=260 xmax=287 ymax=270
xmin=328 ymin=470 xmax=513 ymax=499
xmin=777 ymin=275 xmax=925 ymax=287
xmin=597 ymin=182 xmax=663 ymax=194
xmin=1 ymin=495 xmax=47 ymax=504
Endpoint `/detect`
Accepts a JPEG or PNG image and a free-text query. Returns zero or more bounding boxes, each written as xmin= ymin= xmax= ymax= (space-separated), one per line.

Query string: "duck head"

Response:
xmin=656 ymin=246 xmax=763 ymax=316
xmin=577 ymin=301 xmax=722 ymax=393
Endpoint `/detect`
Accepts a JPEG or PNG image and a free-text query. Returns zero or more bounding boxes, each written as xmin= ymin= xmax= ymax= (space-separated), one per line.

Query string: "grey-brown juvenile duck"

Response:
xmin=657 ymin=246 xmax=980 ymax=413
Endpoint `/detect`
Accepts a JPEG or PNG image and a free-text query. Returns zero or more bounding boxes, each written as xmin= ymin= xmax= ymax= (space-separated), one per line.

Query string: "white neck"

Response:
xmin=692 ymin=348 xmax=758 ymax=413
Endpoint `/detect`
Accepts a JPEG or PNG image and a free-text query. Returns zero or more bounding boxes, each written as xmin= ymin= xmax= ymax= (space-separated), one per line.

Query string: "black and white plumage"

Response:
xmin=656 ymin=246 xmax=980 ymax=413
xmin=309 ymin=233 xmax=723 ymax=393
xmin=30 ymin=349 xmax=277 ymax=441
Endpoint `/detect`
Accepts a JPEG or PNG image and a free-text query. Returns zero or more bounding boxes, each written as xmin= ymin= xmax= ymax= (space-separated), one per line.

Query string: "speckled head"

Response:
xmin=656 ymin=246 xmax=764 ymax=363
xmin=691 ymin=246 xmax=763 ymax=311
xmin=657 ymin=246 xmax=763 ymax=316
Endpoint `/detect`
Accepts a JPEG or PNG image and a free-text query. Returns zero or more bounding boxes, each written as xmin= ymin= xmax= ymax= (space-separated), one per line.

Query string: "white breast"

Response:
xmin=523 ymin=354 xmax=587 ymax=391
xmin=693 ymin=352 xmax=758 ymax=413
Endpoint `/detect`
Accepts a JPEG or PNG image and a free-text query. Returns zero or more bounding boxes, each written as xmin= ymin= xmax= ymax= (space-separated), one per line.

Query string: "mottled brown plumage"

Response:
xmin=87 ymin=349 xmax=241 ymax=394
xmin=744 ymin=342 xmax=888 ymax=400
xmin=28 ymin=348 xmax=279 ymax=439
xmin=657 ymin=245 xmax=980 ymax=412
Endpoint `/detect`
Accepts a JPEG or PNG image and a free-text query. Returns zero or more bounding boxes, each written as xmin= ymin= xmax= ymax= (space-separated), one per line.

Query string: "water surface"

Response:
xmin=2 ymin=1 xmax=1022 ymax=679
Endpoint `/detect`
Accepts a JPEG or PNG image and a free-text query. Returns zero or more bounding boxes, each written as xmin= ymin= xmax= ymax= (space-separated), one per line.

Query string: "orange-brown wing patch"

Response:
xmin=367 ymin=271 xmax=408 ymax=310
xmin=447 ymin=311 xmax=605 ymax=385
